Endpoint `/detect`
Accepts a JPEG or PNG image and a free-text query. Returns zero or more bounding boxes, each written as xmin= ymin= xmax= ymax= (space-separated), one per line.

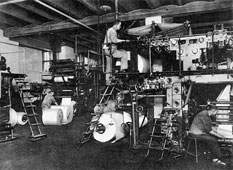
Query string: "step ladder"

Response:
xmin=78 ymin=84 xmax=119 ymax=149
xmin=99 ymin=84 xmax=120 ymax=104
xmin=17 ymin=81 xmax=47 ymax=141
xmin=77 ymin=118 xmax=99 ymax=150
xmin=145 ymin=118 xmax=174 ymax=161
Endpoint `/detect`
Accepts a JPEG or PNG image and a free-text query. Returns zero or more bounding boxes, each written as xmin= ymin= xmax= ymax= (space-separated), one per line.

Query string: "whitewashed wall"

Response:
xmin=0 ymin=30 xmax=43 ymax=82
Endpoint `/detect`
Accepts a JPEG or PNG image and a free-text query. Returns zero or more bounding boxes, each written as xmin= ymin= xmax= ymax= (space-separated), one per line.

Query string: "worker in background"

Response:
xmin=103 ymin=20 xmax=130 ymax=83
xmin=41 ymin=88 xmax=58 ymax=110
xmin=189 ymin=104 xmax=226 ymax=166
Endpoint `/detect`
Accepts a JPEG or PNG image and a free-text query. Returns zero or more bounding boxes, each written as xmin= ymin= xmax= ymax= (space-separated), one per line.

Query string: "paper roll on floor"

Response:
xmin=61 ymin=98 xmax=72 ymax=106
xmin=93 ymin=112 xmax=126 ymax=143
xmin=8 ymin=108 xmax=18 ymax=126
xmin=51 ymin=106 xmax=73 ymax=124
xmin=69 ymin=101 xmax=76 ymax=114
xmin=16 ymin=112 xmax=28 ymax=125
xmin=42 ymin=108 xmax=63 ymax=125
xmin=93 ymin=113 xmax=116 ymax=143
xmin=93 ymin=112 xmax=148 ymax=143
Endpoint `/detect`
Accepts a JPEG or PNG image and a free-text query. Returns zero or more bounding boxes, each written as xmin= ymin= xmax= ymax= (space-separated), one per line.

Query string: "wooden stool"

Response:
xmin=185 ymin=136 xmax=202 ymax=163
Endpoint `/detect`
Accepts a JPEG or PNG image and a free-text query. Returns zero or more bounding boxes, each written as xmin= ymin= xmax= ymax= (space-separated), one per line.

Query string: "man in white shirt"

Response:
xmin=103 ymin=20 xmax=130 ymax=79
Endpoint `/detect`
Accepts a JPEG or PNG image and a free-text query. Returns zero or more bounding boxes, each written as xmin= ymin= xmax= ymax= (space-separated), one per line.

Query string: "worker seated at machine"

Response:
xmin=103 ymin=20 xmax=131 ymax=83
xmin=189 ymin=104 xmax=226 ymax=166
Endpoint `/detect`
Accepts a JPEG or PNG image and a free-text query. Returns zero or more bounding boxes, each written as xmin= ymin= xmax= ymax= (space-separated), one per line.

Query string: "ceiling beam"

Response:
xmin=10 ymin=37 xmax=51 ymax=50
xmin=16 ymin=1 xmax=63 ymax=22
xmin=177 ymin=0 xmax=183 ymax=6
xmin=4 ymin=0 xmax=233 ymax=37
xmin=0 ymin=23 xmax=13 ymax=30
xmin=76 ymin=0 xmax=98 ymax=14
xmin=34 ymin=0 xmax=102 ymax=36
xmin=0 ymin=12 xmax=26 ymax=27
xmin=144 ymin=0 xmax=161 ymax=8
xmin=40 ymin=0 xmax=87 ymax=19
xmin=114 ymin=0 xmax=141 ymax=11
xmin=0 ymin=4 xmax=42 ymax=24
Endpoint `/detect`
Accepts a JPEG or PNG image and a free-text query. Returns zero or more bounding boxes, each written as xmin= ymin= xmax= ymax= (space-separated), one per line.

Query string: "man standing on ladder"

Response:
xmin=103 ymin=20 xmax=130 ymax=84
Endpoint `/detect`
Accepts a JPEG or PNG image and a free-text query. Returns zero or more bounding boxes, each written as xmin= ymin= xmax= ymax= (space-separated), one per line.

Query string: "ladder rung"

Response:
xmin=27 ymin=113 xmax=38 ymax=117
xmin=32 ymin=134 xmax=47 ymax=138
xmin=30 ymin=123 xmax=42 ymax=126
xmin=151 ymin=135 xmax=166 ymax=138
xmin=26 ymin=105 xmax=36 ymax=108
xmin=83 ymin=131 xmax=92 ymax=135
xmin=148 ymin=146 xmax=163 ymax=150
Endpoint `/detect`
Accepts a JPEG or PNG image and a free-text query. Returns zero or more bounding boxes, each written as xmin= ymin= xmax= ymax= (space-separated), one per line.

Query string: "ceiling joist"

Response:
xmin=0 ymin=4 xmax=42 ymax=24
xmin=76 ymin=0 xmax=98 ymax=14
xmin=16 ymin=2 xmax=63 ymax=22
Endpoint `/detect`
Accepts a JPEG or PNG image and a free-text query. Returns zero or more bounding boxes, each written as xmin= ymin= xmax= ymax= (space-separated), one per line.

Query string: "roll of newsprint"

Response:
xmin=69 ymin=101 xmax=76 ymax=114
xmin=8 ymin=108 xmax=18 ymax=126
xmin=51 ymin=106 xmax=73 ymax=124
xmin=61 ymin=97 xmax=72 ymax=106
xmin=16 ymin=112 xmax=28 ymax=125
xmin=42 ymin=108 xmax=63 ymax=125
xmin=93 ymin=113 xmax=116 ymax=143
xmin=54 ymin=76 xmax=74 ymax=82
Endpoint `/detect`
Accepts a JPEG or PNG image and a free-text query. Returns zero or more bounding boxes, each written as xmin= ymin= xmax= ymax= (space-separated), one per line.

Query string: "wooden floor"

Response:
xmin=0 ymin=112 xmax=232 ymax=170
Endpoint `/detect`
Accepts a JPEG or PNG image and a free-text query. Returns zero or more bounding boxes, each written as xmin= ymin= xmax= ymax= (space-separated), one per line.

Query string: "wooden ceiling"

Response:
xmin=0 ymin=0 xmax=233 ymax=52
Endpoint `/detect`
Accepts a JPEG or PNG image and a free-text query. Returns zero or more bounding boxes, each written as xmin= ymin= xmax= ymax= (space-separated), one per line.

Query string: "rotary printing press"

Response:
xmin=105 ymin=22 xmax=233 ymax=155
xmin=0 ymin=56 xmax=26 ymax=142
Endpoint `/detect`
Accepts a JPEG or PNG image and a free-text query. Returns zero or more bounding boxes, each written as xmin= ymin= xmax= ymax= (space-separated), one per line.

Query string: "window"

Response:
xmin=42 ymin=51 xmax=52 ymax=72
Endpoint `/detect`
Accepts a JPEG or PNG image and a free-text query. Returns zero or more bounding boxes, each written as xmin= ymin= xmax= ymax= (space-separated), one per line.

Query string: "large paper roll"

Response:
xmin=61 ymin=98 xmax=72 ymax=106
xmin=69 ymin=101 xmax=76 ymax=114
xmin=93 ymin=112 xmax=149 ymax=143
xmin=42 ymin=108 xmax=63 ymax=125
xmin=93 ymin=112 xmax=126 ymax=143
xmin=138 ymin=54 xmax=149 ymax=73
xmin=106 ymin=112 xmax=125 ymax=143
xmin=51 ymin=106 xmax=73 ymax=124
xmin=16 ymin=112 xmax=28 ymax=125
xmin=8 ymin=108 xmax=18 ymax=126
xmin=54 ymin=76 xmax=74 ymax=82
xmin=93 ymin=113 xmax=116 ymax=142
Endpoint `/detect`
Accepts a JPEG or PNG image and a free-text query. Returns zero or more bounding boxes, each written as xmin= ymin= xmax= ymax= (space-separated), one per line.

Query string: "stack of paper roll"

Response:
xmin=42 ymin=108 xmax=63 ymax=125
xmin=16 ymin=112 xmax=28 ymax=125
xmin=51 ymin=105 xmax=73 ymax=124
